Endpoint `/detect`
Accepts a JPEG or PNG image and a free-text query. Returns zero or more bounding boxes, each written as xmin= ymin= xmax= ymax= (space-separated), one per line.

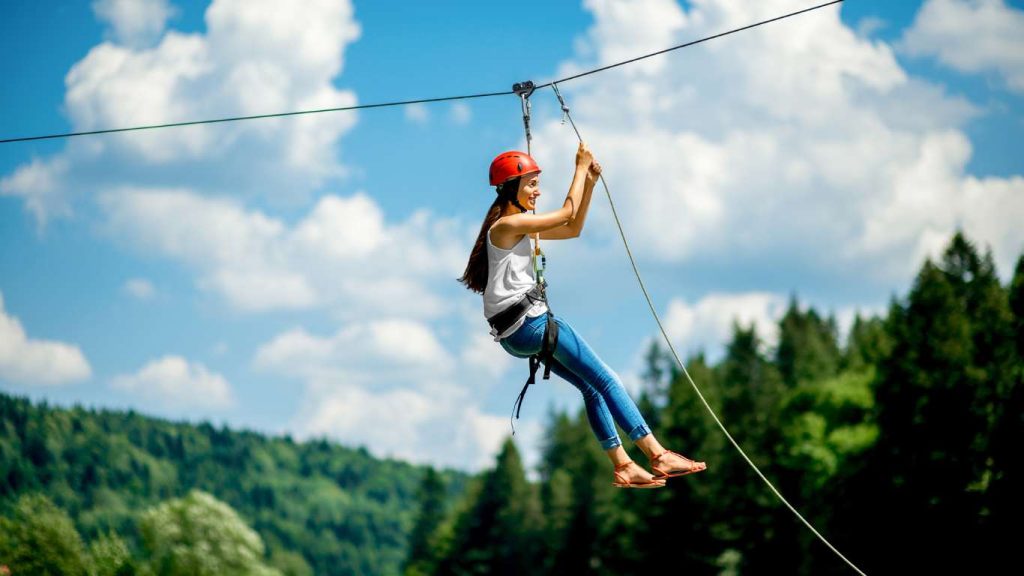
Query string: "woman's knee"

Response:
xmin=570 ymin=377 xmax=604 ymax=403
xmin=594 ymin=368 xmax=623 ymax=393
xmin=547 ymin=359 xmax=601 ymax=399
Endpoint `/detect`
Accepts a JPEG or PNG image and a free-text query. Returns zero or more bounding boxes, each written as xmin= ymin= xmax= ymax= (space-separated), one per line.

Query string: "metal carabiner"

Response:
xmin=533 ymin=247 xmax=547 ymax=285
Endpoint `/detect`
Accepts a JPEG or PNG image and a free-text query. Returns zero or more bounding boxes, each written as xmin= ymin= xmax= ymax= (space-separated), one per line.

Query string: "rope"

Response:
xmin=0 ymin=0 xmax=844 ymax=145
xmin=549 ymin=82 xmax=866 ymax=576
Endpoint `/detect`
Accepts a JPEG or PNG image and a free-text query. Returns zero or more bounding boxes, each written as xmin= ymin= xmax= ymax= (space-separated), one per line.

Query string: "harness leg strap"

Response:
xmin=542 ymin=311 xmax=558 ymax=380
xmin=510 ymin=310 xmax=559 ymax=436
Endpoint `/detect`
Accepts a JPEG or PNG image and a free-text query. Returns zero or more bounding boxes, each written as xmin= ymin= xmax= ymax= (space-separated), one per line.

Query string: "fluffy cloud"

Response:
xmin=460 ymin=331 xmax=515 ymax=378
xmin=0 ymin=292 xmax=92 ymax=386
xmin=253 ymin=320 xmax=453 ymax=386
xmin=99 ymin=187 xmax=467 ymax=317
xmin=93 ymin=0 xmax=176 ymax=47
xmin=663 ymin=292 xmax=788 ymax=361
xmin=111 ymin=355 xmax=233 ymax=409
xmin=253 ymin=313 xmax=529 ymax=472
xmin=286 ymin=384 xmax=532 ymax=473
xmin=0 ymin=157 xmax=72 ymax=227
xmin=2 ymin=0 xmax=362 ymax=227
xmin=532 ymin=0 xmax=1022 ymax=284
xmin=902 ymin=0 xmax=1024 ymax=93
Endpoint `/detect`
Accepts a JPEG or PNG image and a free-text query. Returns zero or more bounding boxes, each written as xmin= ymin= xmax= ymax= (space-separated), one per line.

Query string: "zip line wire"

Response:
xmin=0 ymin=0 xmax=844 ymax=145
xmin=0 ymin=91 xmax=511 ymax=144
xmin=536 ymin=0 xmax=844 ymax=88
xmin=549 ymin=82 xmax=867 ymax=575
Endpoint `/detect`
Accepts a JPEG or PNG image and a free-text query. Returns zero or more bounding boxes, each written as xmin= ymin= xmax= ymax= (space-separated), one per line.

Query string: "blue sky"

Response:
xmin=2 ymin=0 xmax=1022 ymax=475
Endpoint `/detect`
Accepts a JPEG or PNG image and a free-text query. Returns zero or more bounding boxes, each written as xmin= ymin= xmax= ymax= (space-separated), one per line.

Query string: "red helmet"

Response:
xmin=489 ymin=151 xmax=541 ymax=187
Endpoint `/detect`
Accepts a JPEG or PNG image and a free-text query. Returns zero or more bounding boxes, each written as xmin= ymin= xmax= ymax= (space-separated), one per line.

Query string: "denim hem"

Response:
xmin=600 ymin=436 xmax=622 ymax=450
xmin=627 ymin=424 xmax=652 ymax=442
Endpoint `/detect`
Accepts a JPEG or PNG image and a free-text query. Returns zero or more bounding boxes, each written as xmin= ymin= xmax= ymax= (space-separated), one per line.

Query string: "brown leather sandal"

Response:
xmin=649 ymin=449 xmax=707 ymax=480
xmin=612 ymin=460 xmax=667 ymax=489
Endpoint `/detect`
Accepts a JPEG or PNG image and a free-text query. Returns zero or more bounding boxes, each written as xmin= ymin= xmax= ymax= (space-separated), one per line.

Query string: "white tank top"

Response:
xmin=484 ymin=226 xmax=549 ymax=341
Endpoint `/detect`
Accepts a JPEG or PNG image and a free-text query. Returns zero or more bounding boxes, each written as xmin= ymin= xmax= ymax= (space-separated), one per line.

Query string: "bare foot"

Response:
xmin=650 ymin=450 xmax=707 ymax=478
xmin=613 ymin=460 xmax=666 ymax=487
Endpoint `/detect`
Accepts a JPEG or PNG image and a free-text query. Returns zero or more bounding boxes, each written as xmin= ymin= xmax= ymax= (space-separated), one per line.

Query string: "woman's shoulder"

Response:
xmin=489 ymin=220 xmax=525 ymax=251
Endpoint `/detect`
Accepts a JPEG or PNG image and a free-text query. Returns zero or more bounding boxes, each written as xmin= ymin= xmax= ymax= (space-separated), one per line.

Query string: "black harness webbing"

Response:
xmin=510 ymin=289 xmax=558 ymax=436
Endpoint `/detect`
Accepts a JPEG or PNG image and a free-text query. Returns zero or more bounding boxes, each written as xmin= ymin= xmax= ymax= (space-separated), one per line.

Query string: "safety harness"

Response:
xmin=487 ymin=263 xmax=559 ymax=436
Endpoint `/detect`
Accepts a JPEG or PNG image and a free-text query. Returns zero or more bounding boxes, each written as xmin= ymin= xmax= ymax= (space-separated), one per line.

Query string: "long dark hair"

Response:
xmin=458 ymin=177 xmax=522 ymax=294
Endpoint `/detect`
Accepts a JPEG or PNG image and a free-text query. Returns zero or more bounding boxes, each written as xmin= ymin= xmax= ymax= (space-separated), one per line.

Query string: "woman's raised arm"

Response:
xmin=493 ymin=143 xmax=593 ymax=236
xmin=568 ymin=161 xmax=600 ymax=235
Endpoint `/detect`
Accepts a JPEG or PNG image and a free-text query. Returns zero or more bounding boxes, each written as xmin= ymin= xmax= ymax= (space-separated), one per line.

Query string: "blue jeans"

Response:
xmin=499 ymin=312 xmax=652 ymax=450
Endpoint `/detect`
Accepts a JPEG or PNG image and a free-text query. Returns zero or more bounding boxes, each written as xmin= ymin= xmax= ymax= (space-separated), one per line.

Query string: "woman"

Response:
xmin=458 ymin=142 xmax=707 ymax=489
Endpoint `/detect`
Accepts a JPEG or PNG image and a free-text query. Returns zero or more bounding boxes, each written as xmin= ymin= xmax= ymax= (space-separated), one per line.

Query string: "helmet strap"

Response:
xmin=497 ymin=180 xmax=529 ymax=214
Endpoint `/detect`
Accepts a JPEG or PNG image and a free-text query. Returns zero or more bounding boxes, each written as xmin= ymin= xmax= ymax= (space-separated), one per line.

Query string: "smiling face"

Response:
xmin=516 ymin=172 xmax=541 ymax=211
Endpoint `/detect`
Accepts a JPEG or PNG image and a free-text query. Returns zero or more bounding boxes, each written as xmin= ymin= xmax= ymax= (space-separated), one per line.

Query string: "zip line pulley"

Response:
xmin=512 ymin=80 xmax=536 ymax=155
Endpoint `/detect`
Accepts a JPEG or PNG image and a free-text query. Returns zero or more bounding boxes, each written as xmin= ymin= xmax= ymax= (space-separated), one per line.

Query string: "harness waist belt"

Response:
xmin=487 ymin=283 xmax=546 ymax=336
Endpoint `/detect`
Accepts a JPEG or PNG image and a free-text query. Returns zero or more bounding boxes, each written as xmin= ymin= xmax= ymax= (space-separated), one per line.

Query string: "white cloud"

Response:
xmin=902 ymin=0 xmax=1024 ymax=93
xmin=99 ymin=187 xmax=467 ymax=317
xmin=287 ymin=383 xmax=531 ymax=472
xmin=93 ymin=0 xmax=176 ymax=47
xmin=0 ymin=157 xmax=71 ymax=228
xmin=663 ymin=292 xmax=788 ymax=362
xmin=531 ymin=0 xmax=1021 ymax=286
xmin=460 ymin=331 xmax=514 ymax=378
xmin=123 ymin=278 xmax=156 ymax=300
xmin=253 ymin=315 xmax=527 ymax=472
xmin=858 ymin=130 xmax=1024 ymax=276
xmin=99 ymin=186 xmax=314 ymax=311
xmin=111 ymin=355 xmax=233 ymax=409
xmin=253 ymin=320 xmax=453 ymax=387
xmin=3 ymin=0 xmax=362 ymax=225
xmin=0 ymin=292 xmax=92 ymax=386
xmin=405 ymin=103 xmax=430 ymax=125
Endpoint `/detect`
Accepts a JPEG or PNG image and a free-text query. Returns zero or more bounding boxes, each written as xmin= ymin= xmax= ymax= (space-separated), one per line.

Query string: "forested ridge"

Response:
xmin=0 ymin=393 xmax=470 ymax=575
xmin=3 ymin=231 xmax=1022 ymax=575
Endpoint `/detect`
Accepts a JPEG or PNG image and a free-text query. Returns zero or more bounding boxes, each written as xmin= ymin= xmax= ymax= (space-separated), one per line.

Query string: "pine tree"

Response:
xmin=436 ymin=438 xmax=542 ymax=576
xmin=640 ymin=338 xmax=672 ymax=408
xmin=708 ymin=323 xmax=789 ymax=574
xmin=536 ymin=408 xmax=613 ymax=576
xmin=867 ymin=233 xmax=1014 ymax=572
xmin=633 ymin=352 xmax=722 ymax=573
xmin=842 ymin=313 xmax=890 ymax=373
xmin=403 ymin=467 xmax=447 ymax=576
xmin=778 ymin=368 xmax=878 ymax=574
xmin=984 ymin=254 xmax=1024 ymax=561
xmin=776 ymin=296 xmax=841 ymax=388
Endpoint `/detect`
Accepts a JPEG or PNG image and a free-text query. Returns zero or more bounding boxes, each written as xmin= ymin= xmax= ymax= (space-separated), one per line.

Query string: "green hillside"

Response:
xmin=0 ymin=393 xmax=469 ymax=575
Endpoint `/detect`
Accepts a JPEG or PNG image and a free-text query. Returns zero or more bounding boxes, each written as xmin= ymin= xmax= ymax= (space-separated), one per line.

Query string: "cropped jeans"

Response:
xmin=499 ymin=312 xmax=652 ymax=450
